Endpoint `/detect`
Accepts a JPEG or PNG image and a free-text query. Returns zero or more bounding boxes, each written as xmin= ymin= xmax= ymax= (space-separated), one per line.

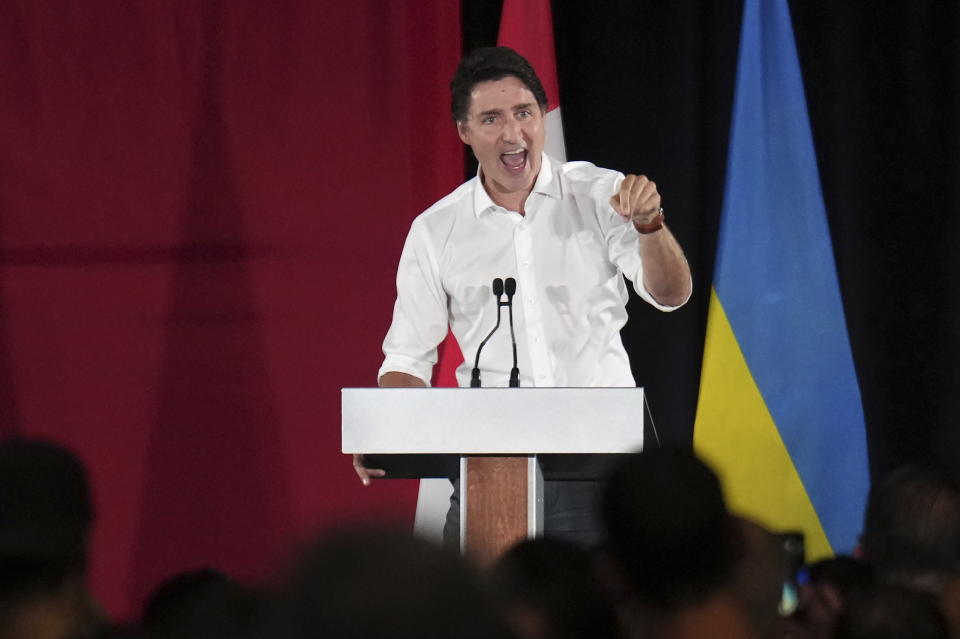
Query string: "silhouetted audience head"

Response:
xmin=139 ymin=568 xmax=262 ymax=639
xmin=859 ymin=465 xmax=960 ymax=591
xmin=489 ymin=537 xmax=618 ymax=639
xmin=833 ymin=584 xmax=949 ymax=639
xmin=0 ymin=437 xmax=103 ymax=639
xmin=272 ymin=528 xmax=511 ymax=639
xmin=0 ymin=438 xmax=92 ymax=566
xmin=806 ymin=556 xmax=874 ymax=600
xmin=601 ymin=448 xmax=739 ymax=608
xmin=782 ymin=556 xmax=874 ymax=639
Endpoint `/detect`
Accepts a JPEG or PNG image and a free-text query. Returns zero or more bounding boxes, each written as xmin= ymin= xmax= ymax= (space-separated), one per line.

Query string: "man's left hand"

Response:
xmin=610 ymin=174 xmax=662 ymax=227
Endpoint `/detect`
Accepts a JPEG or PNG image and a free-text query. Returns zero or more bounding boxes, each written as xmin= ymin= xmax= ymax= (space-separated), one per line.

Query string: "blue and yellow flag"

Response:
xmin=694 ymin=0 xmax=869 ymax=559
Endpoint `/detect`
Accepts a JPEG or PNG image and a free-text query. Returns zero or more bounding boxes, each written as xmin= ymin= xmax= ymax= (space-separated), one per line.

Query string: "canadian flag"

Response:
xmin=414 ymin=0 xmax=566 ymax=541
xmin=497 ymin=0 xmax=567 ymax=163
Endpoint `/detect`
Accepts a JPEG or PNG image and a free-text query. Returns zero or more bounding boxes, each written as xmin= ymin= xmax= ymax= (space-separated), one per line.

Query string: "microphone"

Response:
xmin=504 ymin=278 xmax=520 ymax=387
xmin=470 ymin=278 xmax=504 ymax=387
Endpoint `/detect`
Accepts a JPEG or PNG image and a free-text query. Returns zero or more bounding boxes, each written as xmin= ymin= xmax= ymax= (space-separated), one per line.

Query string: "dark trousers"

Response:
xmin=442 ymin=477 xmax=602 ymax=549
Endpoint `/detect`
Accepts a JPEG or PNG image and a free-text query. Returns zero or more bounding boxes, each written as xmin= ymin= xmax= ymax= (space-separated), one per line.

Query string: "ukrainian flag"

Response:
xmin=694 ymin=0 xmax=869 ymax=559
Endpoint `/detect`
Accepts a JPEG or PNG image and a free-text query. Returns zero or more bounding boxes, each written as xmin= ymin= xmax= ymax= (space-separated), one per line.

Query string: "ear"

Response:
xmin=457 ymin=120 xmax=471 ymax=145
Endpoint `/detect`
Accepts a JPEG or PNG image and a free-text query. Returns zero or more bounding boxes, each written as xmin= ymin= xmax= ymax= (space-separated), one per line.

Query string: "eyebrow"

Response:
xmin=476 ymin=103 xmax=536 ymax=118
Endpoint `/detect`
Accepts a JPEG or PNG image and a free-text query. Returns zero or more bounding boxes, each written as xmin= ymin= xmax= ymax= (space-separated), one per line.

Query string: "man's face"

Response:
xmin=457 ymin=76 xmax=545 ymax=203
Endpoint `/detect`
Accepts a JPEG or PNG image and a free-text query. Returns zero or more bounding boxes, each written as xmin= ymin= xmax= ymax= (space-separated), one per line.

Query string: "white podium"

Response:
xmin=342 ymin=387 xmax=644 ymax=563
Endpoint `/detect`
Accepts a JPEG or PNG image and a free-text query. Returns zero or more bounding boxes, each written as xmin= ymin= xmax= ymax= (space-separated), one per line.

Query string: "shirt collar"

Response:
xmin=472 ymin=152 xmax=561 ymax=218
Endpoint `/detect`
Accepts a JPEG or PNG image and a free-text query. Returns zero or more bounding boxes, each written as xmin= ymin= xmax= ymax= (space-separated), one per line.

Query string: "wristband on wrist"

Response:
xmin=634 ymin=208 xmax=665 ymax=234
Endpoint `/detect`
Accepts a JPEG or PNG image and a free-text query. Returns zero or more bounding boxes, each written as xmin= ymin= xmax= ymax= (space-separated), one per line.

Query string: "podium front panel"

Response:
xmin=341 ymin=387 xmax=644 ymax=455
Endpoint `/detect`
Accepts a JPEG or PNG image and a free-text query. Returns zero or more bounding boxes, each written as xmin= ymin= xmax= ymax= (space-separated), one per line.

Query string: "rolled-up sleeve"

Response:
xmin=378 ymin=218 xmax=449 ymax=385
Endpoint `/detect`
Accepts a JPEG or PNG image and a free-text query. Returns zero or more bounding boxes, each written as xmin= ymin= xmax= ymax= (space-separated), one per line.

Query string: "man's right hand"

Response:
xmin=353 ymin=454 xmax=385 ymax=486
xmin=353 ymin=370 xmax=427 ymax=485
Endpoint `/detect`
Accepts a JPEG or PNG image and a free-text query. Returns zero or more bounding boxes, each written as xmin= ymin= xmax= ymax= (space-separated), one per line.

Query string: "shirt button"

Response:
xmin=528 ymin=298 xmax=536 ymax=305
xmin=534 ymin=336 xmax=541 ymax=342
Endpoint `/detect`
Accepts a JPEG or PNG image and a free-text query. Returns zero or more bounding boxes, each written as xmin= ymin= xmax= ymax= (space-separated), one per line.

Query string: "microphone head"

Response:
xmin=492 ymin=278 xmax=504 ymax=297
xmin=504 ymin=277 xmax=517 ymax=297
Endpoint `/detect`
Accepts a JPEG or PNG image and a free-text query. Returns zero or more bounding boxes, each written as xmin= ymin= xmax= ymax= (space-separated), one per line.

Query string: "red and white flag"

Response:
xmin=497 ymin=0 xmax=566 ymax=162
xmin=415 ymin=0 xmax=566 ymax=541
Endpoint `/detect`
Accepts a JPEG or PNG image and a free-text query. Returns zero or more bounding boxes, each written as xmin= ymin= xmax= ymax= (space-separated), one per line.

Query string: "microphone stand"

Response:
xmin=505 ymin=278 xmax=520 ymax=387
xmin=470 ymin=278 xmax=504 ymax=388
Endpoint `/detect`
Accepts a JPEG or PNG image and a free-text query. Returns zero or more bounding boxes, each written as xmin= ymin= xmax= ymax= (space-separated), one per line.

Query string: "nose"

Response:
xmin=502 ymin=117 xmax=522 ymax=143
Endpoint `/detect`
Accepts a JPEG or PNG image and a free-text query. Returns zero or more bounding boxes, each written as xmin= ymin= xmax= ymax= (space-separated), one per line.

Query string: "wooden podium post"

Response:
xmin=342 ymin=388 xmax=643 ymax=563
xmin=462 ymin=455 xmax=542 ymax=565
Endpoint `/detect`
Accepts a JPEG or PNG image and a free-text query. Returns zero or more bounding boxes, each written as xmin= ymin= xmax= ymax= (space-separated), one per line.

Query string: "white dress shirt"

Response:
xmin=379 ymin=154 xmax=685 ymax=388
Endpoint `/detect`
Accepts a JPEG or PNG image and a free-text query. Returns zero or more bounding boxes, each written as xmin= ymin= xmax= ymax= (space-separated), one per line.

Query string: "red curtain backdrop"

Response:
xmin=0 ymin=0 xmax=461 ymax=618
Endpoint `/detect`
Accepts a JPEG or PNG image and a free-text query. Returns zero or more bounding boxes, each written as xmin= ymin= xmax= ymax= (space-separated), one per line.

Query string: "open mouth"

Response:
xmin=500 ymin=149 xmax=527 ymax=172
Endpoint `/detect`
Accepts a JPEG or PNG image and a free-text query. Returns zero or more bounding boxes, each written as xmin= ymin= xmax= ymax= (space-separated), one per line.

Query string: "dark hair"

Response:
xmin=272 ymin=527 xmax=510 ymax=639
xmin=490 ymin=538 xmax=619 ymax=639
xmin=140 ymin=568 xmax=263 ymax=639
xmin=806 ymin=555 xmax=874 ymax=599
xmin=860 ymin=466 xmax=960 ymax=585
xmin=833 ymin=585 xmax=949 ymax=639
xmin=450 ymin=46 xmax=548 ymax=122
xmin=0 ymin=438 xmax=92 ymax=602
xmin=601 ymin=448 xmax=738 ymax=608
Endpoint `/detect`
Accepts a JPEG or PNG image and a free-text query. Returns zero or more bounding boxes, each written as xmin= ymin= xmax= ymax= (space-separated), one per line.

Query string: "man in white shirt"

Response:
xmin=354 ymin=47 xmax=692 ymax=545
